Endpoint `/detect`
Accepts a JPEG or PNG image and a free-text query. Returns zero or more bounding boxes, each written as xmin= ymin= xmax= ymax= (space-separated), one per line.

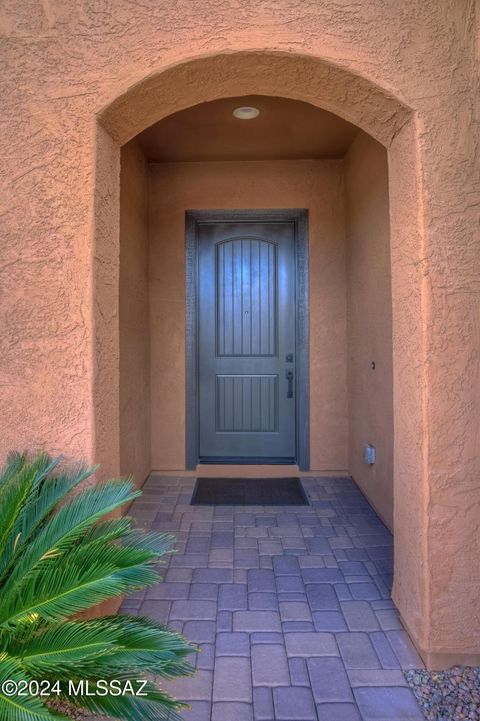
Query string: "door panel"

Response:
xmin=216 ymin=375 xmax=278 ymax=433
xmin=217 ymin=238 xmax=276 ymax=356
xmin=198 ymin=221 xmax=296 ymax=462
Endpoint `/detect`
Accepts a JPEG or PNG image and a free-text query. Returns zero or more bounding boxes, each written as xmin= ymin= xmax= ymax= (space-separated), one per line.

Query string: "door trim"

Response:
xmin=185 ymin=209 xmax=309 ymax=470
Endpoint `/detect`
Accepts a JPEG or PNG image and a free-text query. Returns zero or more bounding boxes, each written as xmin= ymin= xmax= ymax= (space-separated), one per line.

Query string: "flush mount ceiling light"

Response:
xmin=233 ymin=106 xmax=260 ymax=120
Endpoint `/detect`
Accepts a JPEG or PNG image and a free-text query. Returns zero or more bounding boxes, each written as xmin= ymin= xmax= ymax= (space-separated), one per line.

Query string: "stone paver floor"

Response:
xmin=120 ymin=475 xmax=425 ymax=721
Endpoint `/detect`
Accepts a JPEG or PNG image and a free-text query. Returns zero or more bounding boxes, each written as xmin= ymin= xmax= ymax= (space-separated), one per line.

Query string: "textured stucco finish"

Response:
xmin=119 ymin=140 xmax=151 ymax=486
xmin=148 ymin=159 xmax=348 ymax=472
xmin=0 ymin=0 xmax=478 ymax=663
xmin=345 ymin=132 xmax=394 ymax=531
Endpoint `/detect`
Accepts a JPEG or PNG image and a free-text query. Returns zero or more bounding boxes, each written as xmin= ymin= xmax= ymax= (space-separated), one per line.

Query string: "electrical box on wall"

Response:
xmin=364 ymin=444 xmax=376 ymax=465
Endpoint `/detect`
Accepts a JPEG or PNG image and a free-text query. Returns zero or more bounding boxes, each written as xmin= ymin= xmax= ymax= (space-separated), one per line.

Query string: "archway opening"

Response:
xmin=94 ymin=50 xmax=426 ymax=658
xmin=118 ymin=94 xmax=394 ymax=531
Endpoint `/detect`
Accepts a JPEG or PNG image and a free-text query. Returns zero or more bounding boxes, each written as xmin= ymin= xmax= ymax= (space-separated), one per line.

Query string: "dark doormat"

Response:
xmin=191 ymin=477 xmax=309 ymax=506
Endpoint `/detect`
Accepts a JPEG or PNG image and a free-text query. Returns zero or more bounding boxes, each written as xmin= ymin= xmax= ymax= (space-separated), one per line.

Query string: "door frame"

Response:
xmin=185 ymin=209 xmax=309 ymax=470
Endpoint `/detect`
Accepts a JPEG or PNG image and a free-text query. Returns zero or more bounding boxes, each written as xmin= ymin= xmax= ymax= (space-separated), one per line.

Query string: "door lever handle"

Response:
xmin=286 ymin=369 xmax=294 ymax=398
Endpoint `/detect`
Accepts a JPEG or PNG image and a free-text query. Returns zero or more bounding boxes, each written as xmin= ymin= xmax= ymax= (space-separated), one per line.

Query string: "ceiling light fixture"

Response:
xmin=233 ymin=106 xmax=260 ymax=120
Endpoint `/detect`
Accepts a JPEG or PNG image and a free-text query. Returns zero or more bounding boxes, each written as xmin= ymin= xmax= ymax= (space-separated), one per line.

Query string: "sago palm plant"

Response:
xmin=0 ymin=452 xmax=195 ymax=721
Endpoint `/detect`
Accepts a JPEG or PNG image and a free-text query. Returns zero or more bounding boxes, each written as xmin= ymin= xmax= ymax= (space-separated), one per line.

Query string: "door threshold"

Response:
xmin=150 ymin=466 xmax=350 ymax=478
xmin=199 ymin=457 xmax=296 ymax=465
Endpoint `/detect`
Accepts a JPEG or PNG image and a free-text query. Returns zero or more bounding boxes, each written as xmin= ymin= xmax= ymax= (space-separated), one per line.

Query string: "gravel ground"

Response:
xmin=406 ymin=667 xmax=480 ymax=721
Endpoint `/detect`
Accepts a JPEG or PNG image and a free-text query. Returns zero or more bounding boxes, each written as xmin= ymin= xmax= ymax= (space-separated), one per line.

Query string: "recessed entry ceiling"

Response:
xmin=136 ymin=95 xmax=359 ymax=162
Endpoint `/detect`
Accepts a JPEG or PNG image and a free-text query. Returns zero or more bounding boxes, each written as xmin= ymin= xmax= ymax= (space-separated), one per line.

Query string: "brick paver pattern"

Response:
xmin=120 ymin=476 xmax=425 ymax=721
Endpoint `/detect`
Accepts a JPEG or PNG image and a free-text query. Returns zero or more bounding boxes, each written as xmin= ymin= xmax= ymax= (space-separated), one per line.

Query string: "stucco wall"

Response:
xmin=345 ymin=132 xmax=394 ymax=530
xmin=119 ymin=140 xmax=151 ymax=485
xmin=149 ymin=159 xmax=348 ymax=472
xmin=1 ymin=0 xmax=478 ymax=665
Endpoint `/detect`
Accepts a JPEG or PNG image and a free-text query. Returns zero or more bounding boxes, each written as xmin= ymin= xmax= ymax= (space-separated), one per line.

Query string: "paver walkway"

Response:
xmin=120 ymin=475 xmax=425 ymax=721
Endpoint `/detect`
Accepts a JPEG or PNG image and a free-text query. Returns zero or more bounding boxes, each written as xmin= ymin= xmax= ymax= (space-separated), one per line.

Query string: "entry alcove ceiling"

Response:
xmin=136 ymin=95 xmax=359 ymax=162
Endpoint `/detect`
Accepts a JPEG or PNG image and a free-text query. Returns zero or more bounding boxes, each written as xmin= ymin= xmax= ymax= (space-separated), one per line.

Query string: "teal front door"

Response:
xmin=198 ymin=219 xmax=297 ymax=463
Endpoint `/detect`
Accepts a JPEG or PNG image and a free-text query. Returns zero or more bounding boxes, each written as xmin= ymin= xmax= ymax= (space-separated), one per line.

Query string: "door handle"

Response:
xmin=286 ymin=369 xmax=294 ymax=398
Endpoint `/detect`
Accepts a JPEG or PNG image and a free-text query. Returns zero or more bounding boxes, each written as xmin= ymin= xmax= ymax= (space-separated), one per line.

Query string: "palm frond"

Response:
xmin=5 ymin=621 xmax=119 ymax=675
xmin=0 ymin=556 xmax=161 ymax=627
xmin=54 ymin=538 xmax=160 ymax=578
xmin=0 ymin=462 xmax=94 ymax=584
xmin=61 ymin=615 xmax=195 ymax=679
xmin=121 ymin=529 xmax=175 ymax=556
xmin=80 ymin=518 xmax=133 ymax=545
xmin=0 ymin=655 xmax=66 ymax=721
xmin=16 ymin=463 xmax=94 ymax=540
xmin=4 ymin=480 xmax=141 ymax=587
xmin=66 ymin=680 xmax=186 ymax=721
xmin=100 ymin=614 xmax=196 ymax=658
xmin=0 ymin=453 xmax=57 ymax=575
xmin=0 ymin=452 xmax=27 ymax=486
xmin=0 ymin=452 xmax=196 ymax=721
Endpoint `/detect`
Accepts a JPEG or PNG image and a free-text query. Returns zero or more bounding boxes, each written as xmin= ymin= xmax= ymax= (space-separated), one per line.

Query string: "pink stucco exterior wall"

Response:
xmin=0 ymin=0 xmax=478 ymax=665
xmin=148 ymin=159 xmax=348 ymax=473
xmin=119 ymin=140 xmax=151 ymax=486
xmin=345 ymin=132 xmax=394 ymax=531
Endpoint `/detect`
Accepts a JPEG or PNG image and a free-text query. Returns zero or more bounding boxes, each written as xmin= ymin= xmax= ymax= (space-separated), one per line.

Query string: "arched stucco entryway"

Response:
xmin=93 ymin=45 xmax=477 ymax=665
xmin=93 ymin=50 xmax=429 ymax=666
